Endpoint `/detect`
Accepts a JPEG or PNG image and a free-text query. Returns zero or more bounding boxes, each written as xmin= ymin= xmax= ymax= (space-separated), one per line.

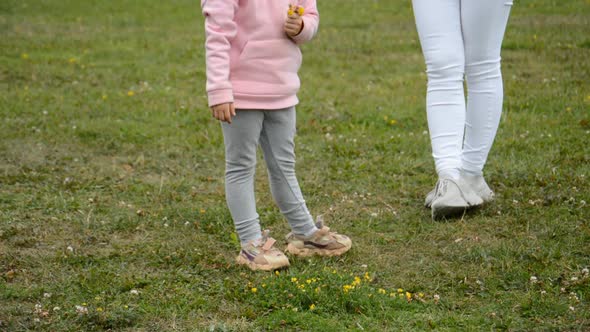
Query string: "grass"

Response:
xmin=1 ymin=0 xmax=589 ymax=330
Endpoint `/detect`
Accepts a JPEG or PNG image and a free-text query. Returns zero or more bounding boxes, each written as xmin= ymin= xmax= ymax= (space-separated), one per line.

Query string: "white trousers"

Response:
xmin=412 ymin=0 xmax=512 ymax=177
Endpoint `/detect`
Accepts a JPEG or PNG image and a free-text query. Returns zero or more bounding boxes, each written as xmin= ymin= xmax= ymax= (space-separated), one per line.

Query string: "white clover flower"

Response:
xmin=75 ymin=305 xmax=88 ymax=315
xmin=530 ymin=276 xmax=538 ymax=283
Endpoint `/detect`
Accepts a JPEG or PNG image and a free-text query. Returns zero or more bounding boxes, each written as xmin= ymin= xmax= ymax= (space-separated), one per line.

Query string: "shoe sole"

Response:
xmin=286 ymin=243 xmax=351 ymax=257
xmin=431 ymin=204 xmax=468 ymax=220
xmin=235 ymin=255 xmax=290 ymax=271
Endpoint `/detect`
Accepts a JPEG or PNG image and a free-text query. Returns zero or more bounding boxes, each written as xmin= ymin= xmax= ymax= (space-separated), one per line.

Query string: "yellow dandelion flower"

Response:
xmin=389 ymin=293 xmax=396 ymax=298
xmin=291 ymin=277 xmax=298 ymax=283
xmin=364 ymin=272 xmax=371 ymax=281
xmin=102 ymin=94 xmax=108 ymax=100
xmin=275 ymin=271 xmax=280 ymax=276
xmin=288 ymin=4 xmax=304 ymax=16
xmin=405 ymin=292 xmax=412 ymax=301
xmin=262 ymin=283 xmax=266 ymax=288
xmin=397 ymin=288 xmax=404 ymax=293
xmin=315 ymin=287 xmax=320 ymax=293
xmin=378 ymin=288 xmax=386 ymax=294
xmin=418 ymin=292 xmax=425 ymax=298
xmin=566 ymin=107 xmax=572 ymax=112
xmin=343 ymin=285 xmax=353 ymax=293
xmin=332 ymin=269 xmax=337 ymax=274
xmin=127 ymin=90 xmax=135 ymax=97
xmin=200 ymin=208 xmax=206 ymax=214
xmin=21 ymin=53 xmax=29 ymax=59
xmin=124 ymin=305 xmax=129 ymax=309
xmin=251 ymin=287 xmax=257 ymax=293
xmin=96 ymin=307 xmax=103 ymax=312
xmin=306 ymin=279 xmax=312 ymax=284
xmin=352 ymin=276 xmax=361 ymax=286
xmin=309 ymin=303 xmax=316 ymax=310
xmin=390 ymin=119 xmax=397 ymax=125
xmin=68 ymin=58 xmax=77 ymax=64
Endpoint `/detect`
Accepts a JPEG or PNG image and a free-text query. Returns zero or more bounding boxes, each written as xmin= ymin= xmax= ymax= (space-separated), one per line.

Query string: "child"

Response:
xmin=201 ymin=0 xmax=352 ymax=271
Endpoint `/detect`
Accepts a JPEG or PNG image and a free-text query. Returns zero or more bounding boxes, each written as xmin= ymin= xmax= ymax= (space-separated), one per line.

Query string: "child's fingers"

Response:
xmin=230 ymin=103 xmax=236 ymax=117
xmin=224 ymin=107 xmax=232 ymax=123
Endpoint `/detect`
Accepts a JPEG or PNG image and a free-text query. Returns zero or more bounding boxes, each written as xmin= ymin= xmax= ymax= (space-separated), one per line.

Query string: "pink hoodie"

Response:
xmin=201 ymin=0 xmax=319 ymax=109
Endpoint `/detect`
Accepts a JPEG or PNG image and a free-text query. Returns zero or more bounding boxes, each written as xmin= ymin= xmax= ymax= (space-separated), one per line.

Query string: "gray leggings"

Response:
xmin=221 ymin=107 xmax=317 ymax=244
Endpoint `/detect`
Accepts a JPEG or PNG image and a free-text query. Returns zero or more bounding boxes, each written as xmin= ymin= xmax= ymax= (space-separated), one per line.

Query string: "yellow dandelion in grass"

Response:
xmin=96 ymin=307 xmax=103 ymax=312
xmin=390 ymin=119 xmax=397 ymax=125
xmin=275 ymin=270 xmax=280 ymax=276
xmin=566 ymin=107 xmax=572 ymax=112
xmin=21 ymin=53 xmax=29 ymax=59
xmin=352 ymin=276 xmax=361 ymax=286
xmin=418 ymin=292 xmax=425 ymax=298
xmin=315 ymin=287 xmax=320 ymax=293
xmin=102 ymin=94 xmax=108 ymax=100
xmin=363 ymin=272 xmax=371 ymax=281
xmin=199 ymin=208 xmax=206 ymax=214
xmin=378 ymin=288 xmax=386 ymax=295
xmin=291 ymin=277 xmax=298 ymax=283
xmin=68 ymin=57 xmax=77 ymax=64
xmin=405 ymin=292 xmax=412 ymax=301
xmin=309 ymin=303 xmax=316 ymax=310
xmin=262 ymin=283 xmax=266 ymax=288
xmin=397 ymin=288 xmax=403 ymax=293
xmin=306 ymin=279 xmax=312 ymax=284
xmin=251 ymin=287 xmax=257 ymax=293
xmin=389 ymin=293 xmax=396 ymax=298
xmin=127 ymin=90 xmax=135 ymax=97
xmin=343 ymin=284 xmax=353 ymax=293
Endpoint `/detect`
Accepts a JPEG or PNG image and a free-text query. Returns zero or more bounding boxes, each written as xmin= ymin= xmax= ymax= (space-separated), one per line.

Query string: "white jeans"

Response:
xmin=412 ymin=0 xmax=512 ymax=177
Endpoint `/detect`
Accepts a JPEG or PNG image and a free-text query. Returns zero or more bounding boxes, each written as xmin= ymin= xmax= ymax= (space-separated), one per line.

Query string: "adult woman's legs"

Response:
xmin=412 ymin=0 xmax=465 ymax=180
xmin=461 ymin=0 xmax=512 ymax=175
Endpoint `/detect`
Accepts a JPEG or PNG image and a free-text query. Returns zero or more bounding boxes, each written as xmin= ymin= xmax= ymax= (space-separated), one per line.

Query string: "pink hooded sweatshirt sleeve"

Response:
xmin=201 ymin=0 xmax=238 ymax=107
xmin=290 ymin=0 xmax=319 ymax=45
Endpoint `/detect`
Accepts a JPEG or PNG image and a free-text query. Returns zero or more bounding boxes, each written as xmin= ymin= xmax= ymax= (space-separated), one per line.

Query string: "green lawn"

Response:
xmin=1 ymin=0 xmax=589 ymax=330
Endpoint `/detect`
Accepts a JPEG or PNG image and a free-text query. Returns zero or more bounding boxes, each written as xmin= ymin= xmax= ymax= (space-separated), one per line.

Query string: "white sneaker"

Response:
xmin=461 ymin=172 xmax=495 ymax=203
xmin=430 ymin=178 xmax=483 ymax=220
xmin=424 ymin=189 xmax=436 ymax=208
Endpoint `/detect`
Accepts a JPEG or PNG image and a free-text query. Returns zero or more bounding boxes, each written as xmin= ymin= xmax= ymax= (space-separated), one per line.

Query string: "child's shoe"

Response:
xmin=236 ymin=230 xmax=290 ymax=271
xmin=285 ymin=219 xmax=352 ymax=257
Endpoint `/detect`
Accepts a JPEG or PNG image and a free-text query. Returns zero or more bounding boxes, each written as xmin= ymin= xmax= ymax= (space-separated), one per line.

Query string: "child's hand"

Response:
xmin=211 ymin=102 xmax=236 ymax=123
xmin=284 ymin=5 xmax=304 ymax=37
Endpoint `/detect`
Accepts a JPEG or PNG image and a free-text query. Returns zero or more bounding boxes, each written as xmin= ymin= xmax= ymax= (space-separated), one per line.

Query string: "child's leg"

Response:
xmin=258 ymin=107 xmax=318 ymax=237
xmin=221 ymin=110 xmax=264 ymax=245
